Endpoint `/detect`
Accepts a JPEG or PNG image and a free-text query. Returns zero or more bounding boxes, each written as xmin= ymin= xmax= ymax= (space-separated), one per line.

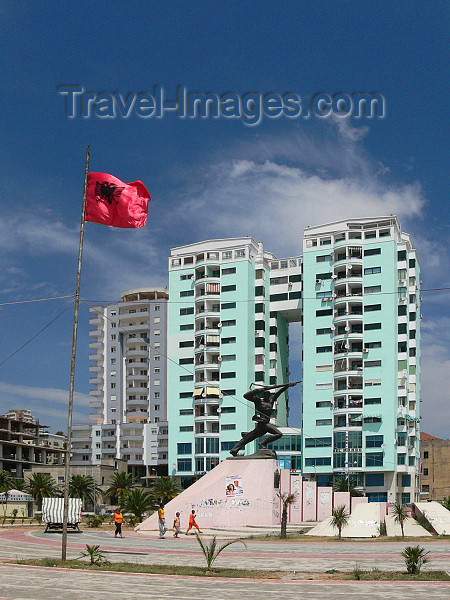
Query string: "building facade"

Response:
xmin=73 ymin=287 xmax=169 ymax=482
xmin=420 ymin=432 xmax=450 ymax=501
xmin=167 ymin=237 xmax=301 ymax=479
xmin=301 ymin=216 xmax=421 ymax=503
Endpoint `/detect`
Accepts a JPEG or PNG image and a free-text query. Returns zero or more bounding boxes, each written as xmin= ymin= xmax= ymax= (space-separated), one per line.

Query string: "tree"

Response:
xmin=121 ymin=488 xmax=156 ymax=523
xmin=55 ymin=431 xmax=65 ymax=437
xmin=392 ymin=502 xmax=409 ymax=538
xmin=0 ymin=471 xmax=14 ymax=518
xmin=195 ymin=532 xmax=246 ymax=572
xmin=26 ymin=473 xmax=58 ymax=510
xmin=333 ymin=477 xmax=362 ymax=497
xmin=69 ymin=474 xmax=98 ymax=509
xmin=441 ymin=496 xmax=450 ymax=511
xmin=330 ymin=505 xmax=349 ymax=539
xmin=401 ymin=545 xmax=430 ymax=574
xmin=103 ymin=472 xmax=137 ymax=505
xmin=277 ymin=492 xmax=296 ymax=539
xmin=149 ymin=476 xmax=181 ymax=505
xmin=10 ymin=478 xmax=27 ymax=492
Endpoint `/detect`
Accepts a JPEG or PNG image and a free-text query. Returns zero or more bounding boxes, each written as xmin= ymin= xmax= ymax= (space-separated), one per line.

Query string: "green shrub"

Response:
xmin=401 ymin=545 xmax=430 ymax=574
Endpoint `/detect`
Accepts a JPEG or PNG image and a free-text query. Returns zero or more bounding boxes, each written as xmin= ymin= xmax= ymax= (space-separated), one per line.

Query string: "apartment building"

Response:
xmin=72 ymin=287 xmax=169 ymax=482
xmin=420 ymin=432 xmax=450 ymax=501
xmin=301 ymin=216 xmax=421 ymax=503
xmin=167 ymin=237 xmax=302 ymax=479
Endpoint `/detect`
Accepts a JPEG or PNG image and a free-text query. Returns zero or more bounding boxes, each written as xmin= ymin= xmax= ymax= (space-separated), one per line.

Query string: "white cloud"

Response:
xmin=0 ymin=382 xmax=91 ymax=406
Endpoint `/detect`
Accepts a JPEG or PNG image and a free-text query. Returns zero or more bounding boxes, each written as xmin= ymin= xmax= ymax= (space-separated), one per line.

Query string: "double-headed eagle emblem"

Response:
xmin=95 ymin=181 xmax=125 ymax=205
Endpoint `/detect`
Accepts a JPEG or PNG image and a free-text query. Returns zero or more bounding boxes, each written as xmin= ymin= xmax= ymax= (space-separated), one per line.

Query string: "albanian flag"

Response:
xmin=85 ymin=172 xmax=150 ymax=228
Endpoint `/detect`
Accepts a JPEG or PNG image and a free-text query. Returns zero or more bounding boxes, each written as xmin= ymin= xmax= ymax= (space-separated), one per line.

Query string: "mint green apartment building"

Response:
xmin=302 ymin=216 xmax=421 ymax=503
xmin=167 ymin=237 xmax=301 ymax=480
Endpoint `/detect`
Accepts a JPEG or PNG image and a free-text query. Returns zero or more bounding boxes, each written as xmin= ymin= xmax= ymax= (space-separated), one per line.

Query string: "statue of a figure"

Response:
xmin=229 ymin=381 xmax=300 ymax=457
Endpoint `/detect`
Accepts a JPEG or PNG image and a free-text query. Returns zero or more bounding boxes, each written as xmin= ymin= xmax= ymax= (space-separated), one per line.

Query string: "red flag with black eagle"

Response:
xmin=85 ymin=172 xmax=150 ymax=228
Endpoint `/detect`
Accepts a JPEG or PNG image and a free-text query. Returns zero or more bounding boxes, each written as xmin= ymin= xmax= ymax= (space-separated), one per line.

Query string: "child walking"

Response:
xmin=173 ymin=512 xmax=181 ymax=537
xmin=185 ymin=509 xmax=202 ymax=534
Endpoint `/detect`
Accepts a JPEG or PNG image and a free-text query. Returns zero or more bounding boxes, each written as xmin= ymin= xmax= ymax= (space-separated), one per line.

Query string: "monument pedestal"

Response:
xmin=136 ymin=456 xmax=283 ymax=532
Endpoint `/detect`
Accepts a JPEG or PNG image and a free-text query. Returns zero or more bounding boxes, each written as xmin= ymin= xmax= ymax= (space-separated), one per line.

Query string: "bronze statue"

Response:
xmin=229 ymin=381 xmax=300 ymax=457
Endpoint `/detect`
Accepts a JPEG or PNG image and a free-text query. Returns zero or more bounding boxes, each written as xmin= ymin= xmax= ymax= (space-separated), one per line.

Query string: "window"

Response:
xmin=316 ymin=401 xmax=332 ymax=408
xmin=305 ymin=457 xmax=331 ymax=466
xmin=221 ymin=441 xmax=238 ymax=451
xmin=222 ymin=389 xmax=236 ymax=396
xmin=364 ymin=248 xmax=381 ymax=256
xmin=364 ymin=360 xmax=381 ymax=367
xmin=366 ymin=453 xmax=383 ymax=466
xmin=305 ymin=437 xmax=332 ymax=447
xmin=177 ymin=459 xmax=192 ymax=472
xmin=177 ymin=443 xmax=192 ymax=455
xmin=154 ymin=392 xmax=160 ymax=398
xmin=409 ymin=258 xmax=416 ymax=268
xmin=221 ymin=319 xmax=236 ymax=327
xmin=398 ymin=250 xmax=407 ymax=261
xmin=221 ymin=371 xmax=235 ymax=379
xmin=154 ymin=404 xmax=160 ymax=411
xmin=179 ymin=340 xmax=194 ymax=348
xmin=222 ymin=267 xmax=236 ymax=275
xmin=365 ymin=341 xmax=381 ymax=349
xmin=110 ymin=382 xmax=116 ymax=389
xmin=110 ymin=334 xmax=116 ymax=341
xmin=364 ymin=323 xmax=381 ymax=330
xmin=180 ymin=274 xmax=192 ymax=280
xmin=364 ymin=304 xmax=381 ymax=312
xmin=316 ymin=419 xmax=332 ymax=426
xmin=316 ymin=346 xmax=332 ymax=353
xmin=221 ymin=354 xmax=236 ymax=361
xmin=398 ymin=323 xmax=407 ymax=334
xmin=409 ymin=329 xmax=416 ymax=339
xmin=180 ymin=425 xmax=194 ymax=432
xmin=110 ymin=347 xmax=116 ymax=352
xmin=220 ymin=406 xmax=236 ymax=413
xmin=364 ymin=285 xmax=381 ymax=294
xmin=316 ymin=309 xmax=332 ymax=316
xmin=221 ymin=424 xmax=236 ymax=430
xmin=402 ymin=474 xmax=411 ymax=487
xmin=181 ymin=323 xmax=194 ymax=332
xmin=221 ymin=302 xmax=236 ymax=309
xmin=179 ymin=357 xmax=193 ymax=365
xmin=222 ymin=284 xmax=236 ymax=292
xmin=221 ymin=336 xmax=236 ymax=344
xmin=316 ymin=328 xmax=332 ymax=335
xmin=110 ymin=358 xmax=116 ymax=365
xmin=366 ymin=435 xmax=383 ymax=448
xmin=397 ymin=454 xmax=406 ymax=465
xmin=365 ymin=398 xmax=381 ymax=405
xmin=364 ymin=267 xmax=381 ymax=275
xmin=316 ymin=291 xmax=332 ymax=299
xmin=315 ymin=272 xmax=332 ymax=280
xmin=366 ymin=473 xmax=384 ymax=486
xmin=316 ymin=254 xmax=332 ymax=262
xmin=423 ymin=468 xmax=429 ymax=476
xmin=180 ymin=375 xmax=193 ymax=381
xmin=423 ymin=451 xmax=429 ymax=459
xmin=180 ymin=307 xmax=194 ymax=316
xmin=180 ymin=290 xmax=194 ymax=297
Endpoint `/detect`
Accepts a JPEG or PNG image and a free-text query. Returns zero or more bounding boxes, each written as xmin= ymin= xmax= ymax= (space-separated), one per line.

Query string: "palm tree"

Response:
xmin=195 ymin=532 xmax=246 ymax=572
xmin=277 ymin=492 xmax=296 ymax=538
xmin=330 ymin=505 xmax=349 ymax=539
xmin=392 ymin=502 xmax=409 ymax=537
xmin=0 ymin=471 xmax=14 ymax=519
xmin=150 ymin=476 xmax=181 ymax=505
xmin=103 ymin=472 xmax=137 ymax=505
xmin=26 ymin=473 xmax=58 ymax=510
xmin=69 ymin=474 xmax=98 ymax=510
xmin=121 ymin=488 xmax=157 ymax=523
xmin=10 ymin=478 xmax=27 ymax=492
xmin=401 ymin=545 xmax=430 ymax=574
xmin=333 ymin=477 xmax=362 ymax=497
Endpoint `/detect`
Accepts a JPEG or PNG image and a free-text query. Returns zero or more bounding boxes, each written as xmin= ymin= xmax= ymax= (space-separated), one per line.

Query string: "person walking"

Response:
xmin=109 ymin=508 xmax=125 ymax=538
xmin=158 ymin=503 xmax=167 ymax=539
xmin=185 ymin=509 xmax=202 ymax=535
xmin=173 ymin=511 xmax=181 ymax=537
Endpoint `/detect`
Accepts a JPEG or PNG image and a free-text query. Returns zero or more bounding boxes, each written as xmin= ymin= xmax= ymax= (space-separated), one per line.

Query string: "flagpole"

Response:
xmin=62 ymin=145 xmax=90 ymax=560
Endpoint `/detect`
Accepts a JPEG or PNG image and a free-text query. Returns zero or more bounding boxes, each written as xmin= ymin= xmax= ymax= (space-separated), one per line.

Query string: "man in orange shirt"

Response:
xmin=109 ymin=508 xmax=125 ymax=538
xmin=185 ymin=509 xmax=202 ymax=535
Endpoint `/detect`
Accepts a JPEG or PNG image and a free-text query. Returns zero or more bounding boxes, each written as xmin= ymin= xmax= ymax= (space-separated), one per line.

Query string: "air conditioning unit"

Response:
xmin=316 ymin=279 xmax=322 ymax=285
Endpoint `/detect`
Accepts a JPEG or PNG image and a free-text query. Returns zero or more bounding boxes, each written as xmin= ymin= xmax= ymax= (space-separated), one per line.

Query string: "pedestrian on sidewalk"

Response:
xmin=158 ymin=503 xmax=167 ymax=538
xmin=109 ymin=508 xmax=126 ymax=538
xmin=173 ymin=512 xmax=181 ymax=537
xmin=185 ymin=509 xmax=202 ymax=535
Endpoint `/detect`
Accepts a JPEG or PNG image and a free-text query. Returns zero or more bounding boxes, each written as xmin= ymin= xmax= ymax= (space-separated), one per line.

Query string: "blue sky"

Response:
xmin=0 ymin=1 xmax=448 ymax=437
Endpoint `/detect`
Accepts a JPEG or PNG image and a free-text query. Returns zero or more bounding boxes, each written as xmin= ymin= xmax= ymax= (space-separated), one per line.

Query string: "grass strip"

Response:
xmin=14 ymin=559 xmax=450 ymax=581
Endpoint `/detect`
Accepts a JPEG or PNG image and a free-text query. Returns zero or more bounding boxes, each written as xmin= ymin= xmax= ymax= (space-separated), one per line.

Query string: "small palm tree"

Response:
xmin=392 ymin=503 xmax=409 ymax=537
xmin=121 ymin=488 xmax=157 ymax=523
xmin=401 ymin=545 xmax=430 ymax=574
xmin=26 ymin=473 xmax=58 ymax=510
xmin=331 ymin=505 xmax=350 ymax=539
xmin=69 ymin=475 xmax=98 ymax=510
xmin=195 ymin=532 xmax=246 ymax=572
xmin=150 ymin=476 xmax=181 ymax=505
xmin=79 ymin=544 xmax=107 ymax=566
xmin=333 ymin=477 xmax=362 ymax=497
xmin=277 ymin=492 xmax=296 ymax=539
xmin=441 ymin=496 xmax=450 ymax=511
xmin=103 ymin=472 xmax=137 ymax=505
xmin=0 ymin=471 xmax=14 ymax=519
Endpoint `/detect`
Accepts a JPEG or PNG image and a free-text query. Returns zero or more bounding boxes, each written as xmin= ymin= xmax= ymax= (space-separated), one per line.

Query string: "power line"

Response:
xmin=0 ymin=303 xmax=74 ymax=368
xmin=0 ymin=295 xmax=74 ymax=307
